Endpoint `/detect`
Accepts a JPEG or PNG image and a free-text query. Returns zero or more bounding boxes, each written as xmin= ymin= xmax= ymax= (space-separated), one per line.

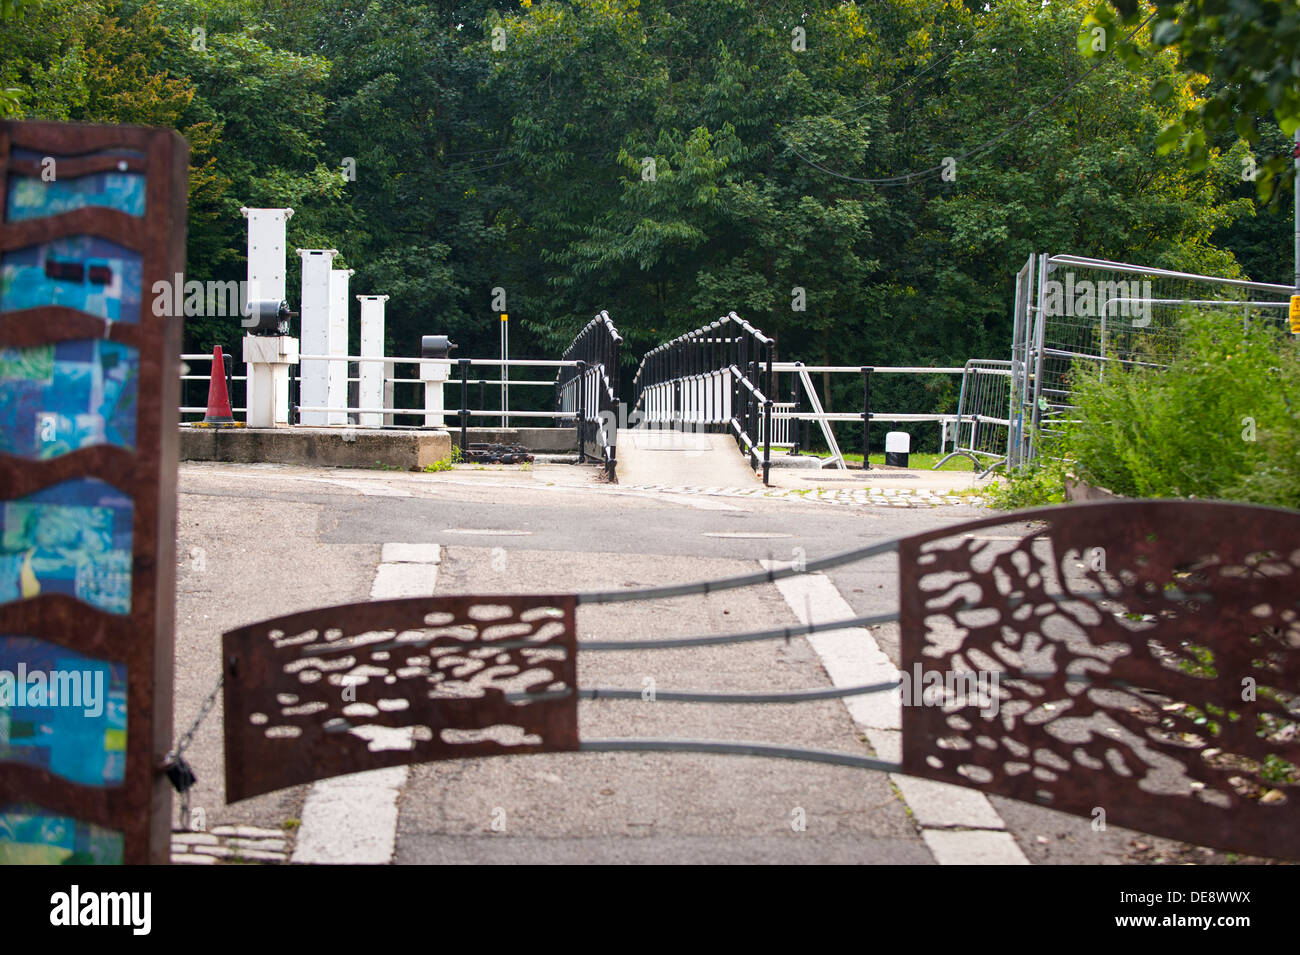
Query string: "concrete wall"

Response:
xmin=181 ymin=427 xmax=451 ymax=470
xmin=452 ymin=427 xmax=578 ymax=453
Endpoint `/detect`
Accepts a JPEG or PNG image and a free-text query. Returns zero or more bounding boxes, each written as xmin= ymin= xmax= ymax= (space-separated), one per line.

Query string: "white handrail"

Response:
xmin=770 ymin=363 xmax=966 ymax=374
xmin=294 ymin=406 xmax=564 ymax=418
xmin=298 ymin=354 xmax=579 ymax=368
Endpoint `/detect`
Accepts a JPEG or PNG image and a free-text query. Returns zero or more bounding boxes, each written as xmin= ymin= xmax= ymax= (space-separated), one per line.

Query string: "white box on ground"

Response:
xmin=885 ymin=430 xmax=910 ymax=467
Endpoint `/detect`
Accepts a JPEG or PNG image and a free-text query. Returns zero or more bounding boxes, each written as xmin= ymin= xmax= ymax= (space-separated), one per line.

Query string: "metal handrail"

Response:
xmin=631 ymin=312 xmax=775 ymax=484
xmin=556 ymin=310 xmax=623 ymax=479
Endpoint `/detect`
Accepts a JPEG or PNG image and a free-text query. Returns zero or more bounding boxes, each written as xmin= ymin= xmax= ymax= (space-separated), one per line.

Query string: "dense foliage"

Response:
xmin=2 ymin=0 xmax=1294 ymax=426
xmin=1084 ymin=0 xmax=1300 ymax=202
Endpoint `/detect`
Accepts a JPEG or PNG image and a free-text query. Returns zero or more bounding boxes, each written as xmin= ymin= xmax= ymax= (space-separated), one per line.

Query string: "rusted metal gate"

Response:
xmin=223 ymin=500 xmax=1300 ymax=860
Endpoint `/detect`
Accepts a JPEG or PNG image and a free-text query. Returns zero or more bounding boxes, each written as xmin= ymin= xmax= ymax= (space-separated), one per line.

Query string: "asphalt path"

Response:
xmin=172 ymin=460 xmax=1199 ymax=864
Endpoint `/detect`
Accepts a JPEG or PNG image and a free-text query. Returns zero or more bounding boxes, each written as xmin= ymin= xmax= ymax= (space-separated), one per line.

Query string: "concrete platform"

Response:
xmin=615 ymin=429 xmax=760 ymax=486
xmin=180 ymin=426 xmax=451 ymax=470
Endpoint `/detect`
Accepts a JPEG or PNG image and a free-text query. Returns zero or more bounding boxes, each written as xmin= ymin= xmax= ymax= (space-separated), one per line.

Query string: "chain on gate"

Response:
xmin=161 ymin=675 xmax=225 ymax=831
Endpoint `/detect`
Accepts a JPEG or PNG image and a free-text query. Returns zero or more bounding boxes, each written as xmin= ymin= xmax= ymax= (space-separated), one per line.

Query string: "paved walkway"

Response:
xmin=167 ymin=461 xmax=1196 ymax=865
xmin=616 ymin=430 xmax=761 ymax=486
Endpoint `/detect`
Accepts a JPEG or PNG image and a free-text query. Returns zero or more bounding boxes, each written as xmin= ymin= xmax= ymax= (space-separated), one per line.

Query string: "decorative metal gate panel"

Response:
xmin=899 ymin=501 xmax=1300 ymax=861
xmin=223 ymin=594 xmax=578 ymax=802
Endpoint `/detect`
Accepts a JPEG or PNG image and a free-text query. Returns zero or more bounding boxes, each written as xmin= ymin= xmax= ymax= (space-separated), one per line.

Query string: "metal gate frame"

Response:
xmin=934 ymin=358 xmax=1014 ymax=476
xmin=222 ymin=499 xmax=1300 ymax=861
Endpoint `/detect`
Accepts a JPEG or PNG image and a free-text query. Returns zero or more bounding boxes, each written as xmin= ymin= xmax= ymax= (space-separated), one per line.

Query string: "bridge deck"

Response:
xmin=616 ymin=429 xmax=760 ymax=486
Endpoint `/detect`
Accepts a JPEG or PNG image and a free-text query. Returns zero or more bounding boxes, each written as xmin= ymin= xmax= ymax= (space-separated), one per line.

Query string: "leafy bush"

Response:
xmin=984 ymin=451 xmax=1070 ymax=509
xmin=994 ymin=310 xmax=1300 ymax=509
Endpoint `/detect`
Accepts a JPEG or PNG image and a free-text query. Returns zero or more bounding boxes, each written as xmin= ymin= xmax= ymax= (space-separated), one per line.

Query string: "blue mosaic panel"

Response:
xmin=0 ymin=805 xmax=123 ymax=864
xmin=0 ymin=236 xmax=142 ymax=323
xmin=5 ymin=170 xmax=146 ymax=220
xmin=0 ymin=340 xmax=138 ymax=458
xmin=0 ymin=479 xmax=133 ymax=614
xmin=0 ymin=635 xmax=126 ymax=786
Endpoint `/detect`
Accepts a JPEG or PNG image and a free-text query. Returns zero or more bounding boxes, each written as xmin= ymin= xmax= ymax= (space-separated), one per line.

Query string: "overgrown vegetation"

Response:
xmin=990 ymin=311 xmax=1300 ymax=509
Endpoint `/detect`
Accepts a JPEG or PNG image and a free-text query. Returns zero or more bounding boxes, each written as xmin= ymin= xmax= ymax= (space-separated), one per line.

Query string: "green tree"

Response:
xmin=1082 ymin=0 xmax=1300 ymax=200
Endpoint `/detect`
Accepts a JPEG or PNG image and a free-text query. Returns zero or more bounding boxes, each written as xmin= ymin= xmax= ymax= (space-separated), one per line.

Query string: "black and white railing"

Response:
xmin=631 ymin=312 xmax=775 ymax=484
xmin=557 ymin=310 xmax=622 ymax=479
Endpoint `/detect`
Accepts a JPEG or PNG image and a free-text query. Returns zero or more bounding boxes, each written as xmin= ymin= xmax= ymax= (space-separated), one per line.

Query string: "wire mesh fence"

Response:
xmin=936 ymin=359 xmax=1014 ymax=474
xmin=1016 ymin=254 xmax=1296 ymax=465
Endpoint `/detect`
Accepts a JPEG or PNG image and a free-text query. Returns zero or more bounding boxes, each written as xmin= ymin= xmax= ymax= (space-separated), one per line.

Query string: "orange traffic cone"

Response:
xmin=199 ymin=346 xmax=241 ymax=427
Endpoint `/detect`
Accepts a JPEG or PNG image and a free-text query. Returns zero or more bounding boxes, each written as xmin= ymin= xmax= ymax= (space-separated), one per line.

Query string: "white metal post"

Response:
xmin=420 ymin=360 xmax=450 ymax=426
xmin=328 ymin=268 xmax=353 ymax=425
xmin=240 ymin=207 xmax=293 ymax=425
xmin=383 ymin=360 xmax=395 ymax=427
xmin=357 ymin=295 xmax=388 ymax=428
xmin=296 ymin=249 xmax=337 ymax=425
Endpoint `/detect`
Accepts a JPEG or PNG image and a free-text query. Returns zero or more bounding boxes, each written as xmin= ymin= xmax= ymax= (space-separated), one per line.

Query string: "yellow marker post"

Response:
xmin=500 ymin=313 xmax=509 ymax=426
xmin=1290 ymin=296 xmax=1300 ymax=334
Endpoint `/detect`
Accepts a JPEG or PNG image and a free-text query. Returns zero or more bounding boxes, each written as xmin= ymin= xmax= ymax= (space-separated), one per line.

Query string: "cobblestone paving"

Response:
xmin=172 ymin=825 xmax=293 ymax=864
xmin=619 ymin=482 xmax=986 ymax=508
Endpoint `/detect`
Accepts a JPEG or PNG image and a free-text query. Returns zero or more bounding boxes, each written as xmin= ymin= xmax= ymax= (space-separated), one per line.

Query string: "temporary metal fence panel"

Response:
xmin=222 ymin=499 xmax=1300 ymax=861
xmin=1018 ymin=254 xmax=1296 ymax=461
xmin=1008 ymin=254 xmax=1035 ymax=467
xmin=934 ymin=359 xmax=1014 ymax=475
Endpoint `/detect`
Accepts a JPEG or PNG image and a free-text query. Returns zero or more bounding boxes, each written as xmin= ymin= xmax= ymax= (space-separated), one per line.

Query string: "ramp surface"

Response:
xmin=616 ymin=429 xmax=760 ymax=486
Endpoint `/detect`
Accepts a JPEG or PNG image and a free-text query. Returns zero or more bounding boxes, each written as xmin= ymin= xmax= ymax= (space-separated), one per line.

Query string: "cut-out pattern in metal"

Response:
xmin=223 ymin=594 xmax=577 ymax=801
xmin=898 ymin=500 xmax=1300 ymax=859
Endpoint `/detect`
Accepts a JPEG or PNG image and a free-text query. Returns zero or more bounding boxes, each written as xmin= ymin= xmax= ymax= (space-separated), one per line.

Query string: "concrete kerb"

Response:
xmin=180 ymin=426 xmax=452 ymax=470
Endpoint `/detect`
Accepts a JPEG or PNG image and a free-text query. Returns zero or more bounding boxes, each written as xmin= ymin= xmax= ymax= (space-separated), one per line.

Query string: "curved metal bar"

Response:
xmin=578 ymin=611 xmax=899 ymax=650
xmin=576 ymin=538 xmax=900 ymax=604
xmin=574 ymin=680 xmax=901 ymax=703
xmin=579 ymin=738 xmax=901 ymax=773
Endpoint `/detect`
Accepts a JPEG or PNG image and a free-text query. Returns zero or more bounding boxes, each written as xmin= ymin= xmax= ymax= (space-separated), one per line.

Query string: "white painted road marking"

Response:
xmin=761 ymin=560 xmax=1029 ymax=865
xmin=291 ymin=543 xmax=441 ymax=865
xmin=443 ymin=528 xmax=533 ymax=536
xmin=370 ymin=563 xmax=438 ymax=598
xmin=702 ymin=532 xmax=793 ymax=539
